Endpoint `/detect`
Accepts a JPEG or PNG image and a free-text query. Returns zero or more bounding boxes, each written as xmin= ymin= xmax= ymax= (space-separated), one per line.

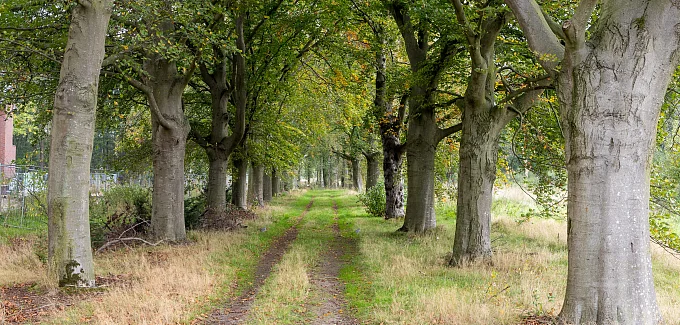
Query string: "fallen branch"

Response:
xmin=650 ymin=236 xmax=680 ymax=261
xmin=96 ymin=237 xmax=164 ymax=254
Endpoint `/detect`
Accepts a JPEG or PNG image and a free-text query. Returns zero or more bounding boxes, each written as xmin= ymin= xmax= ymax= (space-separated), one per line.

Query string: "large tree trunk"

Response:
xmin=400 ymin=107 xmax=437 ymax=232
xmin=231 ymin=156 xmax=248 ymax=209
xmin=263 ymin=172 xmax=272 ymax=202
xmin=147 ymin=58 xmax=190 ymax=242
xmin=448 ymin=10 xmax=511 ymax=265
xmin=382 ymin=141 xmax=405 ymax=219
xmin=504 ymin=1 xmax=680 ymax=322
xmin=350 ymin=158 xmax=363 ymax=192
xmin=251 ymin=163 xmax=264 ymax=207
xmin=451 ymin=109 xmax=501 ymax=265
xmin=364 ymin=152 xmax=380 ymax=189
xmin=206 ymin=153 xmax=228 ymax=213
xmin=556 ymin=5 xmax=679 ymax=322
xmin=47 ymin=0 xmax=111 ymax=287
xmin=272 ymin=168 xmax=280 ymax=196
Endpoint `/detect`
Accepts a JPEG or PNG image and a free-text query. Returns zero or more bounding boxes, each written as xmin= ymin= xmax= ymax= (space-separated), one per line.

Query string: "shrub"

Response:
xmin=184 ymin=194 xmax=206 ymax=230
xmin=89 ymin=185 xmax=152 ymax=247
xmin=358 ymin=183 xmax=386 ymax=218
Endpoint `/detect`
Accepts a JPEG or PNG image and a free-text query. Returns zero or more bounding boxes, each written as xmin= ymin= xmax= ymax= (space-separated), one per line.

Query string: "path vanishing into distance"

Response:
xmin=201 ymin=191 xmax=359 ymax=325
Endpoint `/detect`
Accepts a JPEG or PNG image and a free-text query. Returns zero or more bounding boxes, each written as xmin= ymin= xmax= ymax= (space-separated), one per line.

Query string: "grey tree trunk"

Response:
xmin=251 ymin=163 xmax=264 ymax=207
xmin=263 ymin=173 xmax=272 ymax=202
xmin=272 ymin=168 xmax=280 ymax=196
xmin=389 ymin=1 xmax=461 ymax=232
xmin=232 ymin=156 xmax=248 ymax=209
xmin=505 ymin=1 xmax=680 ymax=323
xmin=206 ymin=153 xmax=227 ymax=212
xmin=195 ymin=34 xmax=246 ymax=217
xmin=147 ymin=57 xmax=190 ymax=242
xmin=400 ymin=106 xmax=437 ymax=232
xmin=47 ymin=0 xmax=112 ymax=288
xmin=449 ymin=9 xmax=516 ymax=265
xmin=351 ymin=158 xmax=363 ymax=192
xmin=364 ymin=152 xmax=380 ymax=190
xmin=558 ymin=8 xmax=677 ymax=323
xmin=451 ymin=109 xmax=500 ymax=264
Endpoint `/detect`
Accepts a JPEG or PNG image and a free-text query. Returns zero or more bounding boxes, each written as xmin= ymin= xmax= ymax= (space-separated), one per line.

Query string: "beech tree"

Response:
xmin=448 ymin=1 xmax=550 ymax=265
xmin=505 ymin=0 xmax=680 ymax=323
xmin=386 ymin=0 xmax=462 ymax=232
xmin=47 ymin=0 xmax=112 ymax=287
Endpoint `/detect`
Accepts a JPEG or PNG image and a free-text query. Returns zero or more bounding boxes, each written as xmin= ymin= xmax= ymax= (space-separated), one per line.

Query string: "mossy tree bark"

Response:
xmin=506 ymin=0 xmax=680 ymax=323
xmin=47 ymin=0 xmax=112 ymax=288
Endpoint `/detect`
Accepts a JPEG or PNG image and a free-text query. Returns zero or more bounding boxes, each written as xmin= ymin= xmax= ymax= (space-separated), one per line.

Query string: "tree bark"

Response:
xmin=251 ymin=163 xmax=264 ymax=207
xmin=47 ymin=0 xmax=112 ymax=288
xmin=231 ymin=156 xmax=248 ymax=209
xmin=449 ymin=7 xmax=513 ymax=265
xmin=147 ymin=56 xmax=190 ymax=242
xmin=272 ymin=168 xmax=280 ymax=196
xmin=206 ymin=152 xmax=228 ymax=213
xmin=451 ymin=108 xmax=501 ymax=264
xmin=400 ymin=104 xmax=437 ymax=232
xmin=505 ymin=1 xmax=680 ymax=323
xmin=263 ymin=172 xmax=272 ymax=202
xmin=364 ymin=151 xmax=380 ymax=189
xmin=351 ymin=157 xmax=363 ymax=192
xmin=388 ymin=1 xmax=460 ymax=232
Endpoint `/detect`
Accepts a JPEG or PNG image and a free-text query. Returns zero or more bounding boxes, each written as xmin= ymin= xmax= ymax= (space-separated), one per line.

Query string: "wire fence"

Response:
xmin=0 ymin=165 xmax=167 ymax=230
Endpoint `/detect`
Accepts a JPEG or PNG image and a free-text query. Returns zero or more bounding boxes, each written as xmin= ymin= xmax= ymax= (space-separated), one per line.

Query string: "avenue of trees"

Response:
xmin=2 ymin=0 xmax=680 ymax=324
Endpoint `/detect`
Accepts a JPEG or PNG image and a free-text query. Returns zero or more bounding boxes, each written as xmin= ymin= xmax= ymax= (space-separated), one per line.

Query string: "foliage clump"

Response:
xmin=358 ymin=183 xmax=386 ymax=218
xmin=89 ymin=186 xmax=152 ymax=248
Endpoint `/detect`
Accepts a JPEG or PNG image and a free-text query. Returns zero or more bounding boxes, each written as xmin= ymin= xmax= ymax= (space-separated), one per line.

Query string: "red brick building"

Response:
xmin=0 ymin=108 xmax=16 ymax=178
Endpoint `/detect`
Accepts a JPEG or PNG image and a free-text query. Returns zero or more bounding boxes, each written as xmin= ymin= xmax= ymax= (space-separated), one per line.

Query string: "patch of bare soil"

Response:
xmin=198 ymin=201 xmax=314 ymax=324
xmin=308 ymin=202 xmax=358 ymax=325
xmin=0 ymin=274 xmax=133 ymax=324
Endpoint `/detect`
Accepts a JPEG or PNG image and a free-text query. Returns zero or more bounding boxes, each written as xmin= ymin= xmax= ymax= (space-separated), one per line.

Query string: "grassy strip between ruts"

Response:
xmin=33 ymin=191 xmax=311 ymax=324
xmin=339 ymin=190 xmax=680 ymax=325
xmin=244 ymin=189 xmax=347 ymax=324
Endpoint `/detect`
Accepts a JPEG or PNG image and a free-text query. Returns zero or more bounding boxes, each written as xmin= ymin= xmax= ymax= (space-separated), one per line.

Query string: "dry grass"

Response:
xmin=345 ymin=192 xmax=680 ymax=325
xmin=43 ymin=230 xmax=246 ymax=324
xmin=247 ymin=249 xmax=313 ymax=324
xmin=0 ymin=237 xmax=50 ymax=288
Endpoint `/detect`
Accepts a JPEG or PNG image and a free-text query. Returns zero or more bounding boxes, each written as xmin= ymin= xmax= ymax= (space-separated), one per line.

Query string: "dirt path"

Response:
xmin=200 ymin=201 xmax=314 ymax=324
xmin=308 ymin=202 xmax=358 ymax=325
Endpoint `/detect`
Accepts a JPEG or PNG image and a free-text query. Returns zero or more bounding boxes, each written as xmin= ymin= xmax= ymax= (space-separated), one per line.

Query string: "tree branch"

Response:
xmin=125 ymin=77 xmax=174 ymax=130
xmin=436 ymin=123 xmax=462 ymax=143
xmin=451 ymin=0 xmax=476 ymax=46
xmin=503 ymin=0 xmax=564 ymax=72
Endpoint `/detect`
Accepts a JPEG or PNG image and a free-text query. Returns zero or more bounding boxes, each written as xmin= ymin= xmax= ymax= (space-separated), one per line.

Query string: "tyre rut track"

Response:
xmin=200 ymin=200 xmax=314 ymax=324
xmin=308 ymin=201 xmax=358 ymax=325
